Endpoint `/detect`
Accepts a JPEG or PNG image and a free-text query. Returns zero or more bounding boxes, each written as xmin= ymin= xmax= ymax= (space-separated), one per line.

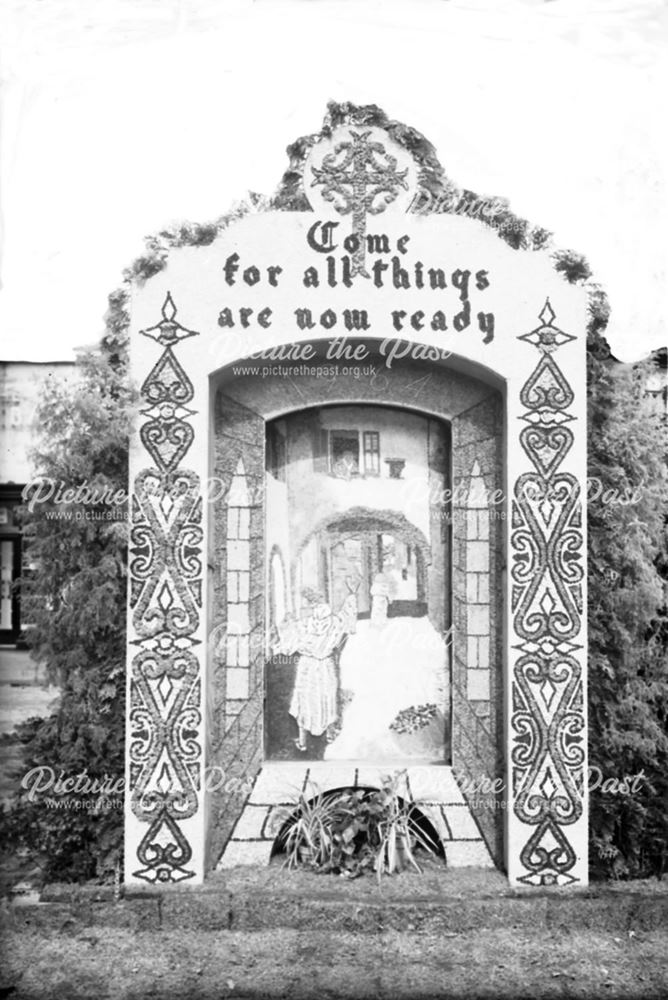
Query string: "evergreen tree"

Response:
xmin=6 ymin=298 xmax=136 ymax=881
xmin=587 ymin=330 xmax=668 ymax=877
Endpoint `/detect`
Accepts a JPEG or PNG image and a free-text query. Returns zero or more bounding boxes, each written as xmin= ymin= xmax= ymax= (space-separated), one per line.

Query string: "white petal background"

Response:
xmin=0 ymin=0 xmax=666 ymax=362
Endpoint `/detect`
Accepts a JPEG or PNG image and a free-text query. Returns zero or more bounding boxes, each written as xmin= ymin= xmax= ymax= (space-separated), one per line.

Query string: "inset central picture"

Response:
xmin=264 ymin=404 xmax=451 ymax=762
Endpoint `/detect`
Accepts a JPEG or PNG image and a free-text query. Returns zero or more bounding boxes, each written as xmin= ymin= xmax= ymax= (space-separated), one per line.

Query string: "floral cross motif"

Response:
xmin=310 ymin=129 xmax=408 ymax=277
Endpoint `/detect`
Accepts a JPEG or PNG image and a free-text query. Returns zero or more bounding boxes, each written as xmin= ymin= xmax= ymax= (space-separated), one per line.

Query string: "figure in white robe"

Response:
xmin=275 ymin=590 xmax=357 ymax=751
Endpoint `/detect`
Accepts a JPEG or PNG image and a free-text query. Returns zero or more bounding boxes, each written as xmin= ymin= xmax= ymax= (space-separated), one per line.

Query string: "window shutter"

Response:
xmin=313 ymin=426 xmax=329 ymax=474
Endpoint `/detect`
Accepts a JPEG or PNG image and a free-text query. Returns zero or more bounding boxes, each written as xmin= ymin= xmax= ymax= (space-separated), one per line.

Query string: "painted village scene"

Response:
xmin=264 ymin=405 xmax=450 ymax=762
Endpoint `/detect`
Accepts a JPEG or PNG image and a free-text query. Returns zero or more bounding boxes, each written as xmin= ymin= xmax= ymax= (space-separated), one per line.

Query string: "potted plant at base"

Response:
xmin=281 ymin=771 xmax=439 ymax=881
xmin=372 ymin=773 xmax=438 ymax=883
xmin=282 ymin=783 xmax=338 ymax=870
xmin=376 ymin=822 xmax=418 ymax=877
xmin=327 ymin=772 xmax=439 ymax=883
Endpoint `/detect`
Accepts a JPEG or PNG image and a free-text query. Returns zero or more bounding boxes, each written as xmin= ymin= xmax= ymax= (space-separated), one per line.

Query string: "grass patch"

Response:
xmin=1 ymin=925 xmax=667 ymax=999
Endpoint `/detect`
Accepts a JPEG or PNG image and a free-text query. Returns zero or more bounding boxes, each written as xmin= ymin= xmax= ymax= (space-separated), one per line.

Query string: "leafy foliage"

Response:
xmin=11 ymin=327 xmax=137 ymax=882
xmin=586 ymin=341 xmax=668 ymax=878
xmin=280 ymin=773 xmax=438 ymax=882
xmin=281 ymin=783 xmax=338 ymax=871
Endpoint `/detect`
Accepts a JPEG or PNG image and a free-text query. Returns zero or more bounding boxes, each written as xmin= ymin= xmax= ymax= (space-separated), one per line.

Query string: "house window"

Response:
xmin=330 ymin=431 xmax=360 ymax=479
xmin=363 ymin=431 xmax=380 ymax=475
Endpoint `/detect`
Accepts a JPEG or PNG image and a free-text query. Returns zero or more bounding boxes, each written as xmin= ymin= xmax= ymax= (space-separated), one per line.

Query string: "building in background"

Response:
xmin=643 ymin=347 xmax=667 ymax=422
xmin=0 ymin=361 xmax=76 ymax=645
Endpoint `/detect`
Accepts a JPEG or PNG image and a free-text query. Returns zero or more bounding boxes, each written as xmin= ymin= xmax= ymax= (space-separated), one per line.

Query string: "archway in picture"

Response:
xmin=264 ymin=404 xmax=452 ymax=763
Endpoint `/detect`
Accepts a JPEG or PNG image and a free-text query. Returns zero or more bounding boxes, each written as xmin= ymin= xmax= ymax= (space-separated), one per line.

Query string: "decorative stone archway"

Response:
xmin=124 ymin=105 xmax=587 ymax=889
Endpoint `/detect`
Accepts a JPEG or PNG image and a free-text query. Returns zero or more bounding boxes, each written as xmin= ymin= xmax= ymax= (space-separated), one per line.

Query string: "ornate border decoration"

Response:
xmin=510 ymin=299 xmax=585 ymax=886
xmin=128 ymin=293 xmax=204 ymax=884
xmin=123 ymin=107 xmax=590 ymax=890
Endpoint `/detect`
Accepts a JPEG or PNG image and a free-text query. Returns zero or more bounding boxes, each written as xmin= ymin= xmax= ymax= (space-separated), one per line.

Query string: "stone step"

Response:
xmin=8 ymin=871 xmax=668 ymax=935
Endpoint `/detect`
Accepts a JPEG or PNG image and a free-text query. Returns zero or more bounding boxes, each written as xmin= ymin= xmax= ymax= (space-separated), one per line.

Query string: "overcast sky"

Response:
xmin=1 ymin=0 xmax=666 ymax=364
